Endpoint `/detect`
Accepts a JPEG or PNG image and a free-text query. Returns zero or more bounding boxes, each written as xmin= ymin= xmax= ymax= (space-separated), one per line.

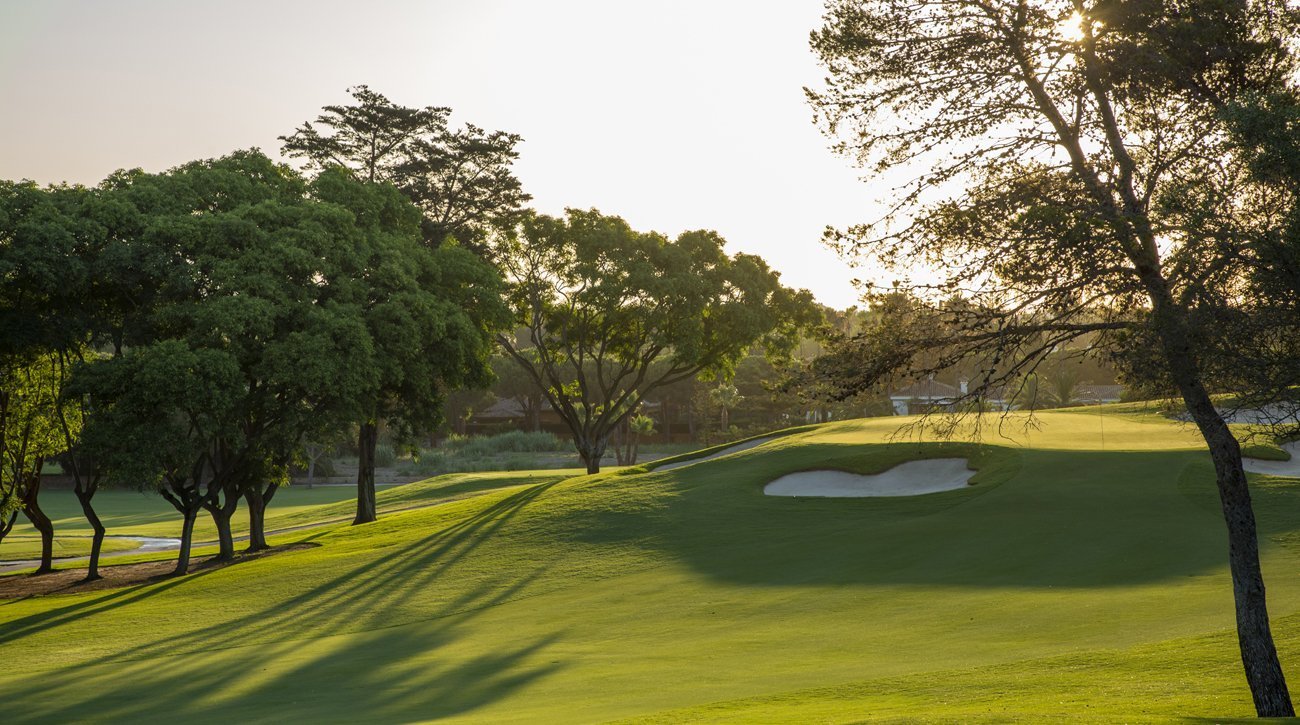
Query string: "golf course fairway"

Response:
xmin=4 ymin=407 xmax=1300 ymax=722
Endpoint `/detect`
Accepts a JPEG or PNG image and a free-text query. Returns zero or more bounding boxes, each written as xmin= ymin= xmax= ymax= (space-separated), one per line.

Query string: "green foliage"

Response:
xmin=495 ymin=208 xmax=822 ymax=470
xmin=281 ymin=85 xmax=529 ymax=250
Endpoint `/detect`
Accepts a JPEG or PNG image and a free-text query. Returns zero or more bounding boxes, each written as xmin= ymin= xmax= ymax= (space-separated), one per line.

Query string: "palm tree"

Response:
xmin=710 ymin=384 xmax=744 ymax=434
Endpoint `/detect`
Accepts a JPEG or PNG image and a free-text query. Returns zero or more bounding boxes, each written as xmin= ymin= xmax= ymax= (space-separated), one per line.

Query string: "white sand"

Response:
xmin=764 ymin=458 xmax=975 ymax=498
xmin=1243 ymin=441 xmax=1300 ymax=478
xmin=655 ymin=437 xmax=774 ymax=471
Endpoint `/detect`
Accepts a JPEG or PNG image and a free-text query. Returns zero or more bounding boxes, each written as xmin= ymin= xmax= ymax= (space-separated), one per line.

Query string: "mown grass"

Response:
xmin=0 ymin=535 xmax=140 ymax=561
xmin=1 ymin=470 xmax=583 ymax=560
xmin=2 ymin=409 xmax=1300 ymax=722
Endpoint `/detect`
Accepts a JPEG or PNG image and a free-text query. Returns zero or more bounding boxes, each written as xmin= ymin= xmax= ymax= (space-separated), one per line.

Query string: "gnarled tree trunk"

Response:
xmin=243 ymin=480 xmax=279 ymax=552
xmin=21 ymin=463 xmax=53 ymax=575
xmin=74 ymin=483 xmax=105 ymax=582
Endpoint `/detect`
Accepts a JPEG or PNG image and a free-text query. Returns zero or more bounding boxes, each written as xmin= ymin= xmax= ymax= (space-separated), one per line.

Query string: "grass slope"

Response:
xmin=3 ymin=410 xmax=1300 ymax=722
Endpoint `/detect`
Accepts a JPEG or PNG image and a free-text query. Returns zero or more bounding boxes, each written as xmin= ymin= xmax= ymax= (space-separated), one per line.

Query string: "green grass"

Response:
xmin=0 ymin=535 xmax=140 ymax=561
xmin=1 ymin=470 xmax=580 ymax=557
xmin=3 ymin=410 xmax=1300 ymax=722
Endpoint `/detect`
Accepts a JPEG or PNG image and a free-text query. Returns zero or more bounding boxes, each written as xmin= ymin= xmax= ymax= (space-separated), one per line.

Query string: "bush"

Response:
xmin=374 ymin=444 xmax=397 ymax=468
xmin=441 ymin=430 xmax=568 ymax=456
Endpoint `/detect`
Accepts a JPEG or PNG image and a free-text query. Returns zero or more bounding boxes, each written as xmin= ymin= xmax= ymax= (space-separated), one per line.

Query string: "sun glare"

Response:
xmin=1061 ymin=11 xmax=1086 ymax=42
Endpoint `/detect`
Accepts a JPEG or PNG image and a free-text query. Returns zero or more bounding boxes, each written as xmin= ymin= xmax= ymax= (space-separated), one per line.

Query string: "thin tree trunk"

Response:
xmin=74 ymin=483 xmax=104 ymax=582
xmin=21 ymin=467 xmax=53 ymax=575
xmin=354 ymin=421 xmax=378 ymax=525
xmin=0 ymin=510 xmax=15 ymax=542
xmin=1149 ymin=291 xmax=1294 ymax=716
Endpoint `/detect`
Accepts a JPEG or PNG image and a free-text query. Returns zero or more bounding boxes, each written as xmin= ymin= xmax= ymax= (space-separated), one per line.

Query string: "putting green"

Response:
xmin=3 ymin=408 xmax=1300 ymax=722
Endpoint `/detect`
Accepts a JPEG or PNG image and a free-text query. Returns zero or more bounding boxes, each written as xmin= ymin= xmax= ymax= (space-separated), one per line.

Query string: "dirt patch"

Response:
xmin=0 ymin=542 xmax=319 ymax=600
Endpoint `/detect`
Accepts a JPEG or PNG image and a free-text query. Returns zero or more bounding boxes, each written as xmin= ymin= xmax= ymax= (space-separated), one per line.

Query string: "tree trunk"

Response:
xmin=175 ymin=509 xmax=197 ymax=575
xmin=243 ymin=481 xmax=278 ymax=552
xmin=204 ymin=482 xmax=239 ymax=562
xmin=0 ymin=510 xmax=15 ymax=542
xmin=1148 ymin=290 xmax=1294 ymax=716
xmin=21 ymin=468 xmax=53 ymax=575
xmin=74 ymin=483 xmax=105 ymax=582
xmin=354 ymin=421 xmax=378 ymax=525
xmin=209 ymin=503 xmax=235 ymax=561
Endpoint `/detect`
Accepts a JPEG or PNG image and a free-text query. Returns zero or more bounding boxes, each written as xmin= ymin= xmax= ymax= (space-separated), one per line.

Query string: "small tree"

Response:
xmin=709 ymin=384 xmax=744 ymax=434
xmin=495 ymin=209 xmax=821 ymax=473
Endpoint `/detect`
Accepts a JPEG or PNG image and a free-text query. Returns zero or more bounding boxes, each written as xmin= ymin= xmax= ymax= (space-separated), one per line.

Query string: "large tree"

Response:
xmin=310 ymin=169 xmax=508 ymax=525
xmin=78 ymin=152 xmax=380 ymax=560
xmin=809 ymin=0 xmax=1298 ymax=714
xmin=281 ymin=86 xmax=530 ymax=250
xmin=495 ymin=209 xmax=821 ymax=474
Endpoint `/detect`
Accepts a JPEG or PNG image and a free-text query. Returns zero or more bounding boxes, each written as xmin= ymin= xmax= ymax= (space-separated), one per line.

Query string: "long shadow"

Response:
xmin=547 ymin=442 xmax=1300 ymax=589
xmin=1 ymin=479 xmax=570 ymax=723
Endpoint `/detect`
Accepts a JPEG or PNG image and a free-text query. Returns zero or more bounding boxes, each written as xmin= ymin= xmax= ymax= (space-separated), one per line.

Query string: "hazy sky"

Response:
xmin=0 ymin=0 xmax=893 ymax=309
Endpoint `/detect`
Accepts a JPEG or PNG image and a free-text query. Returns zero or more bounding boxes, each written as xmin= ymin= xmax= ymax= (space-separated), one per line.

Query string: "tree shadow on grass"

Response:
xmin=1 ymin=480 xmax=568 ymax=723
xmin=553 ymin=442 xmax=1300 ymax=589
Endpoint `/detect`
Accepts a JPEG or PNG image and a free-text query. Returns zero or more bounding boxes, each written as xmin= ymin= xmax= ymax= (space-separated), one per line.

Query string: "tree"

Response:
xmin=495 ymin=209 xmax=821 ymax=473
xmin=310 ymin=169 xmax=508 ymax=525
xmin=76 ymin=152 xmax=382 ymax=560
xmin=394 ymin=123 xmax=531 ymax=250
xmin=809 ymin=0 xmax=1297 ymax=714
xmin=613 ymin=414 xmax=656 ymax=466
xmin=80 ymin=341 xmax=243 ymax=574
xmin=282 ymin=86 xmax=530 ymax=250
xmin=0 ymin=354 xmax=74 ymax=574
xmin=280 ymin=85 xmax=448 ymax=184
xmin=709 ymin=383 xmax=744 ymax=434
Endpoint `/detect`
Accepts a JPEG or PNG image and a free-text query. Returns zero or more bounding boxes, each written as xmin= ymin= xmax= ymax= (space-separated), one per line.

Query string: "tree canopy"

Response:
xmin=494 ymin=208 xmax=821 ymax=473
xmin=809 ymin=0 xmax=1299 ymax=714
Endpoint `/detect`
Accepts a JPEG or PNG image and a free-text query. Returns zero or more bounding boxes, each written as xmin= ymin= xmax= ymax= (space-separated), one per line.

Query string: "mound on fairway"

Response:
xmin=654 ymin=436 xmax=773 ymax=471
xmin=764 ymin=458 xmax=974 ymax=497
xmin=1244 ymin=440 xmax=1300 ymax=477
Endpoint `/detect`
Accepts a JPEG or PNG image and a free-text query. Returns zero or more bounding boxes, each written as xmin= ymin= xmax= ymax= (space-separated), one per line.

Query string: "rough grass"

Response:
xmin=2 ymin=410 xmax=1300 ymax=723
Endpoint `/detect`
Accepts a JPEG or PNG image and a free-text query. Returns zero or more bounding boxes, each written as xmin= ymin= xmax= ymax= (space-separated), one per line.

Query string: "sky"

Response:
xmin=0 ymin=0 xmax=895 ymax=309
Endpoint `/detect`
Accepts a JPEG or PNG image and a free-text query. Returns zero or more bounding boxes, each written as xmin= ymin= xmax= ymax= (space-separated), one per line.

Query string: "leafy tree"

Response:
xmin=281 ymin=86 xmax=530 ymax=250
xmin=310 ymin=169 xmax=508 ymax=525
xmin=495 ymin=209 xmax=821 ymax=473
xmin=79 ymin=341 xmax=243 ymax=574
xmin=709 ymin=384 xmax=744 ymax=433
xmin=76 ymin=152 xmax=381 ymax=559
xmin=394 ymin=123 xmax=530 ymax=250
xmin=280 ymin=85 xmax=448 ymax=184
xmin=809 ymin=0 xmax=1298 ymax=713
xmin=0 ymin=354 xmax=74 ymax=573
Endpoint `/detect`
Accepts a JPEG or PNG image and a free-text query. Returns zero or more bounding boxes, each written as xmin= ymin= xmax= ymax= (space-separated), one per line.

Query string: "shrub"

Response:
xmin=374 ymin=444 xmax=397 ymax=468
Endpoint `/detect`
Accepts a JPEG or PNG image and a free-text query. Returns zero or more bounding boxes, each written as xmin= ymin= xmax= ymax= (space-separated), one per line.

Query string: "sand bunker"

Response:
xmin=1244 ymin=441 xmax=1300 ymax=478
xmin=764 ymin=458 xmax=975 ymax=498
xmin=656 ymin=437 xmax=773 ymax=471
